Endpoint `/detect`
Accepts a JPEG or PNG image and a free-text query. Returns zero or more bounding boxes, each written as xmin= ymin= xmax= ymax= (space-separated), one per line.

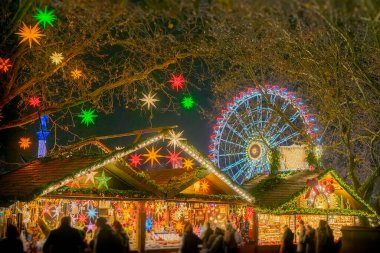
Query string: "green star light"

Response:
xmin=181 ymin=95 xmax=195 ymax=109
xmin=95 ymin=171 xmax=112 ymax=189
xmin=78 ymin=108 xmax=98 ymax=126
xmin=33 ymin=6 xmax=57 ymax=28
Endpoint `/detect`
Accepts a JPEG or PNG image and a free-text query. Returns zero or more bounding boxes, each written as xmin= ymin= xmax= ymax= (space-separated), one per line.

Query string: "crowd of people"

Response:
xmin=281 ymin=219 xmax=340 ymax=253
xmin=180 ymin=221 xmax=244 ymax=253
xmin=0 ymin=216 xmax=130 ymax=253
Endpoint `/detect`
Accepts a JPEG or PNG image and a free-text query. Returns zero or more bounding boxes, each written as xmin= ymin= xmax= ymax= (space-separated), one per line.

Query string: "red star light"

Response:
xmin=29 ymin=96 xmax=40 ymax=107
xmin=129 ymin=154 xmax=143 ymax=167
xmin=166 ymin=149 xmax=182 ymax=168
xmin=0 ymin=58 xmax=12 ymax=73
xmin=78 ymin=213 xmax=88 ymax=224
xmin=168 ymin=73 xmax=186 ymax=91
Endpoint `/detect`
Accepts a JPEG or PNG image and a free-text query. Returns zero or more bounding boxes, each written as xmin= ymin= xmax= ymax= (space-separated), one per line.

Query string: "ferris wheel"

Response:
xmin=209 ymin=85 xmax=320 ymax=185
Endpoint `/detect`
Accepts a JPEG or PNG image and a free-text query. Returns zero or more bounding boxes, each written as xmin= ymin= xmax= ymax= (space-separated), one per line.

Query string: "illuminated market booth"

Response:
xmin=243 ymin=169 xmax=379 ymax=246
xmin=0 ymin=130 xmax=254 ymax=252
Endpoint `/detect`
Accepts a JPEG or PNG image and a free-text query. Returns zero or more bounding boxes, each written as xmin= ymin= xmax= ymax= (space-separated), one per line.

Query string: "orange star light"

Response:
xmin=183 ymin=158 xmax=194 ymax=170
xmin=0 ymin=58 xmax=12 ymax=73
xmin=71 ymin=68 xmax=82 ymax=79
xmin=200 ymin=180 xmax=210 ymax=193
xmin=175 ymin=221 xmax=184 ymax=232
xmin=19 ymin=137 xmax=32 ymax=150
xmin=16 ymin=23 xmax=45 ymax=48
xmin=143 ymin=146 xmax=164 ymax=167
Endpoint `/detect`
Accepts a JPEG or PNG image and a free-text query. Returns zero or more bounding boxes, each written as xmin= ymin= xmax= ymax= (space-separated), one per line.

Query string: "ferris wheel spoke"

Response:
xmin=221 ymin=157 xmax=248 ymax=172
xmin=231 ymin=110 xmax=251 ymax=138
xmin=225 ymin=122 xmax=246 ymax=141
xmin=219 ymin=138 xmax=246 ymax=149
xmin=232 ymin=162 xmax=250 ymax=182
xmin=218 ymin=152 xmax=246 ymax=157
xmin=270 ymin=131 xmax=300 ymax=147
xmin=257 ymin=95 xmax=263 ymax=129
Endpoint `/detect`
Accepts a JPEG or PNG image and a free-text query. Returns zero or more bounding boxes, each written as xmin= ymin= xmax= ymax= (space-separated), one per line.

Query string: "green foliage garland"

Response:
xmin=269 ymin=148 xmax=281 ymax=174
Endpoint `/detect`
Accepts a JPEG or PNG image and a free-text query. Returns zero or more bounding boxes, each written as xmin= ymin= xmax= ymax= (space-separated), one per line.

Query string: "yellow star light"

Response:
xmin=50 ymin=52 xmax=64 ymax=65
xmin=71 ymin=68 xmax=82 ymax=79
xmin=19 ymin=137 xmax=32 ymax=150
xmin=143 ymin=146 xmax=164 ymax=167
xmin=16 ymin=23 xmax=45 ymax=48
xmin=183 ymin=158 xmax=194 ymax=170
xmin=85 ymin=171 xmax=98 ymax=185
xmin=200 ymin=180 xmax=210 ymax=193
xmin=175 ymin=221 xmax=184 ymax=232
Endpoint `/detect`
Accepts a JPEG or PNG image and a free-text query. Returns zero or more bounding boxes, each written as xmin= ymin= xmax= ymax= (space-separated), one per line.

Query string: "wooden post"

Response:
xmin=137 ymin=201 xmax=146 ymax=253
xmin=253 ymin=212 xmax=259 ymax=247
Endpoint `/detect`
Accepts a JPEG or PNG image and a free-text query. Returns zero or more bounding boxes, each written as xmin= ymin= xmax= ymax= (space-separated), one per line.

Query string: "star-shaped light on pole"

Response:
xmin=166 ymin=149 xmax=182 ymax=168
xmin=33 ymin=6 xmax=57 ymax=28
xmin=95 ymin=171 xmax=112 ymax=189
xmin=78 ymin=108 xmax=97 ymax=126
xmin=50 ymin=52 xmax=64 ymax=65
xmin=168 ymin=73 xmax=186 ymax=91
xmin=143 ymin=146 xmax=164 ymax=167
xmin=166 ymin=130 xmax=186 ymax=150
xmin=0 ymin=58 xmax=12 ymax=73
xmin=129 ymin=154 xmax=143 ymax=167
xmin=29 ymin=96 xmax=40 ymax=107
xmin=183 ymin=158 xmax=194 ymax=170
xmin=140 ymin=92 xmax=159 ymax=109
xmin=16 ymin=23 xmax=45 ymax=48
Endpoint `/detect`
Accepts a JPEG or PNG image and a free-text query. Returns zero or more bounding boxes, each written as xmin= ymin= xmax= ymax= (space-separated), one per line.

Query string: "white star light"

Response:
xmin=167 ymin=130 xmax=186 ymax=149
xmin=52 ymin=205 xmax=61 ymax=218
xmin=50 ymin=52 xmax=64 ymax=65
xmin=85 ymin=171 xmax=98 ymax=185
xmin=140 ymin=92 xmax=159 ymax=109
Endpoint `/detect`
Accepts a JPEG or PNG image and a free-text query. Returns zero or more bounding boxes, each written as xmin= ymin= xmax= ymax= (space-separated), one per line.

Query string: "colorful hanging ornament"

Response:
xmin=143 ymin=146 xmax=164 ymax=166
xmin=129 ymin=154 xmax=143 ymax=167
xmin=78 ymin=108 xmax=97 ymax=126
xmin=19 ymin=137 xmax=32 ymax=150
xmin=95 ymin=171 xmax=111 ymax=189
xmin=41 ymin=203 xmax=52 ymax=217
xmin=85 ymin=221 xmax=95 ymax=232
xmin=84 ymin=171 xmax=98 ymax=184
xmin=181 ymin=95 xmax=195 ymax=109
xmin=166 ymin=149 xmax=182 ymax=168
xmin=50 ymin=52 xmax=63 ymax=65
xmin=78 ymin=213 xmax=88 ymax=224
xmin=16 ymin=23 xmax=45 ymax=48
xmin=168 ymin=73 xmax=186 ymax=91
xmin=145 ymin=218 xmax=153 ymax=231
xmin=140 ymin=92 xmax=159 ymax=109
xmin=51 ymin=205 xmax=61 ymax=218
xmin=71 ymin=68 xmax=82 ymax=79
xmin=28 ymin=96 xmax=41 ymax=107
xmin=166 ymin=130 xmax=185 ymax=150
xmin=86 ymin=208 xmax=98 ymax=219
xmin=183 ymin=158 xmax=194 ymax=170
xmin=0 ymin=58 xmax=12 ymax=73
xmin=33 ymin=6 xmax=57 ymax=28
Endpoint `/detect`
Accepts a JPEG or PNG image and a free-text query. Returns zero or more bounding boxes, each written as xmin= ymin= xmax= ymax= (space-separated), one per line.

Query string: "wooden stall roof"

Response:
xmin=0 ymin=156 xmax=103 ymax=204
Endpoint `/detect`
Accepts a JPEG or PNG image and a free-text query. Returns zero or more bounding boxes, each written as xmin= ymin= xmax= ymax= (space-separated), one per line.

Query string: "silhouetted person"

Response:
xmin=201 ymin=222 xmax=213 ymax=247
xmin=180 ymin=222 xmax=202 ymax=253
xmin=0 ymin=224 xmax=24 ymax=253
xmin=304 ymin=225 xmax=315 ymax=253
xmin=207 ymin=227 xmax=224 ymax=253
xmin=224 ymin=222 xmax=242 ymax=253
xmin=43 ymin=216 xmax=84 ymax=253
xmin=297 ymin=220 xmax=306 ymax=253
xmin=316 ymin=220 xmax=333 ymax=253
xmin=112 ymin=220 xmax=130 ymax=253
xmin=93 ymin=217 xmax=123 ymax=253
xmin=280 ymin=225 xmax=294 ymax=253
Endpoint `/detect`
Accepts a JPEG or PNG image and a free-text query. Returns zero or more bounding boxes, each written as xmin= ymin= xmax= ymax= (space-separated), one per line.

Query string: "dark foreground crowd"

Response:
xmin=0 ymin=216 xmax=130 ymax=253
xmin=281 ymin=219 xmax=341 ymax=253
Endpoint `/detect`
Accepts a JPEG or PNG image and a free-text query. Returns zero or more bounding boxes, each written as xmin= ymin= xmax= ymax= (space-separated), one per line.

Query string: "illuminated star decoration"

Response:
xmin=86 ymin=221 xmax=95 ymax=232
xmin=95 ymin=171 xmax=112 ymax=189
xmin=78 ymin=213 xmax=88 ymax=224
xmin=71 ymin=68 xmax=82 ymax=79
xmin=28 ymin=96 xmax=40 ymax=107
xmin=167 ymin=130 xmax=186 ymax=150
xmin=129 ymin=154 xmax=143 ymax=167
xmin=16 ymin=22 xmax=45 ymax=48
xmin=200 ymin=180 xmax=210 ymax=193
xmin=87 ymin=208 xmax=98 ymax=219
xmin=143 ymin=146 xmax=164 ymax=167
xmin=183 ymin=158 xmax=194 ymax=170
xmin=33 ymin=6 xmax=57 ymax=28
xmin=19 ymin=137 xmax=32 ymax=150
xmin=78 ymin=108 xmax=97 ymax=126
xmin=168 ymin=73 xmax=186 ymax=91
xmin=140 ymin=92 xmax=159 ymax=109
xmin=52 ymin=205 xmax=61 ymax=218
xmin=85 ymin=171 xmax=98 ymax=185
xmin=69 ymin=178 xmax=81 ymax=188
xmin=41 ymin=204 xmax=52 ymax=217
xmin=166 ymin=149 xmax=182 ymax=168
xmin=175 ymin=221 xmax=184 ymax=232
xmin=181 ymin=95 xmax=195 ymax=109
xmin=50 ymin=52 xmax=64 ymax=65
xmin=0 ymin=58 xmax=12 ymax=73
